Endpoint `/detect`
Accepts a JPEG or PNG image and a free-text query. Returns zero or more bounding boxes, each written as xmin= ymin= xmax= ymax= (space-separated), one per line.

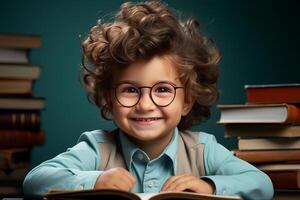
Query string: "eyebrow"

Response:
xmin=115 ymin=80 xmax=179 ymax=86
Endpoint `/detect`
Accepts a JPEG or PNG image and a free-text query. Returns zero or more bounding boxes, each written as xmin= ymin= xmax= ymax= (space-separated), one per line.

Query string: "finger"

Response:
xmin=118 ymin=168 xmax=136 ymax=186
xmin=98 ymin=168 xmax=135 ymax=190
xmin=172 ymin=177 xmax=196 ymax=192
xmin=112 ymin=178 xmax=133 ymax=191
xmin=161 ymin=174 xmax=189 ymax=191
xmin=164 ymin=176 xmax=194 ymax=192
xmin=119 ymin=176 xmax=134 ymax=190
xmin=161 ymin=176 xmax=179 ymax=191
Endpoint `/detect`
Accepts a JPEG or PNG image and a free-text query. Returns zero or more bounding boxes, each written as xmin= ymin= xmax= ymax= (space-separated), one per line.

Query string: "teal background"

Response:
xmin=0 ymin=0 xmax=299 ymax=168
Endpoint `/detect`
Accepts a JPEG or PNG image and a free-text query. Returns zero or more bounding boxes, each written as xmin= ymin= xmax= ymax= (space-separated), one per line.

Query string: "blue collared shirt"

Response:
xmin=23 ymin=128 xmax=274 ymax=199
xmin=119 ymin=129 xmax=178 ymax=193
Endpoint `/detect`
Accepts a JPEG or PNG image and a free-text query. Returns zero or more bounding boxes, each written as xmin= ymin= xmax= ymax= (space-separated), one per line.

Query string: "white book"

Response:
xmin=0 ymin=64 xmax=40 ymax=79
xmin=217 ymin=104 xmax=300 ymax=124
xmin=0 ymin=48 xmax=29 ymax=63
xmin=0 ymin=97 xmax=44 ymax=110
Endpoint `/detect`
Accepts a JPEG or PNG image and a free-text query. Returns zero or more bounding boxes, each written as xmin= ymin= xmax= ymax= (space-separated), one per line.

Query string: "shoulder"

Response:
xmin=180 ymin=130 xmax=217 ymax=145
xmin=77 ymin=129 xmax=118 ymax=145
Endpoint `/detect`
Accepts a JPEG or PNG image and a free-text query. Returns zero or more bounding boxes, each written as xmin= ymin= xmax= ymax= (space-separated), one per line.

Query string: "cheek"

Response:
xmin=111 ymin=103 xmax=130 ymax=119
xmin=162 ymin=104 xmax=184 ymax=121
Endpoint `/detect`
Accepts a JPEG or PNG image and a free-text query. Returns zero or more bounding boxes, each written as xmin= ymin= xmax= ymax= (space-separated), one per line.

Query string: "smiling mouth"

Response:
xmin=131 ymin=117 xmax=163 ymax=122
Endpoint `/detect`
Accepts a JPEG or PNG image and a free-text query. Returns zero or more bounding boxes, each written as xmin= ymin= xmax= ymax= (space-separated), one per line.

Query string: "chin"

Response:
xmin=127 ymin=131 xmax=162 ymax=142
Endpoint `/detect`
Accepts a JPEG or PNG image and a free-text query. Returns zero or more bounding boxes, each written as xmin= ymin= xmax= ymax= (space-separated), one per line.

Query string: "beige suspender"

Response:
xmin=98 ymin=129 xmax=126 ymax=170
xmin=98 ymin=129 xmax=205 ymax=177
xmin=176 ymin=130 xmax=205 ymax=177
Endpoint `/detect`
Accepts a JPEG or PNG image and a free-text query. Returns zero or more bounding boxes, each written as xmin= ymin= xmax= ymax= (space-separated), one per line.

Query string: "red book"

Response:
xmin=0 ymin=111 xmax=40 ymax=131
xmin=265 ymin=170 xmax=300 ymax=189
xmin=245 ymin=83 xmax=300 ymax=104
xmin=0 ymin=130 xmax=45 ymax=149
xmin=0 ymin=34 xmax=41 ymax=49
xmin=0 ymin=148 xmax=30 ymax=170
xmin=233 ymin=149 xmax=300 ymax=163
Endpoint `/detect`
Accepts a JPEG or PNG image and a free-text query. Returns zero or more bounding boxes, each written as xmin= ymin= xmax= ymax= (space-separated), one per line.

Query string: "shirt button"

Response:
xmin=222 ymin=189 xmax=226 ymax=195
xmin=148 ymin=181 xmax=154 ymax=188
xmin=138 ymin=153 xmax=144 ymax=160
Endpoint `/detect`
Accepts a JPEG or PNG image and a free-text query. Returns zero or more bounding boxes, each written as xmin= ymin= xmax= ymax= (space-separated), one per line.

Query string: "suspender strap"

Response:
xmin=99 ymin=129 xmax=126 ymax=170
xmin=176 ymin=131 xmax=205 ymax=177
xmin=98 ymin=129 xmax=206 ymax=177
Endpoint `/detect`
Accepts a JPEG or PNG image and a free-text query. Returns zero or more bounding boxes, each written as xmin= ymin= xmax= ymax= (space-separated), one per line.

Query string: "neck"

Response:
xmin=131 ymin=131 xmax=175 ymax=160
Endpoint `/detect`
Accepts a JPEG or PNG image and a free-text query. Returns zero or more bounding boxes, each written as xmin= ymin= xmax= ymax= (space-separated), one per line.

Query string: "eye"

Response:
xmin=153 ymin=83 xmax=174 ymax=94
xmin=116 ymin=84 xmax=139 ymax=94
xmin=121 ymin=86 xmax=139 ymax=93
xmin=155 ymin=86 xmax=172 ymax=93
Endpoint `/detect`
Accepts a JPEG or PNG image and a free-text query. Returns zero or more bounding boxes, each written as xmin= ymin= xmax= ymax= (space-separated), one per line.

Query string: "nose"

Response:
xmin=135 ymin=88 xmax=156 ymax=111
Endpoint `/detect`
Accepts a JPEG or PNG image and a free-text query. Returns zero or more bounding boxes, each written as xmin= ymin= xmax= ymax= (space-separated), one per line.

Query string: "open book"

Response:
xmin=44 ymin=188 xmax=241 ymax=200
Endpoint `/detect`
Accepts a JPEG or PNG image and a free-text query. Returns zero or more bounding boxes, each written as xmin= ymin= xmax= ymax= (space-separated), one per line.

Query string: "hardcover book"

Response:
xmin=0 ymin=111 xmax=40 ymax=131
xmin=44 ymin=189 xmax=241 ymax=200
xmin=273 ymin=189 xmax=300 ymax=200
xmin=0 ymin=96 xmax=44 ymax=110
xmin=265 ymin=170 xmax=300 ymax=189
xmin=0 ymin=168 xmax=28 ymax=181
xmin=0 ymin=79 xmax=32 ymax=94
xmin=224 ymin=124 xmax=300 ymax=138
xmin=0 ymin=64 xmax=40 ymax=80
xmin=233 ymin=149 xmax=300 ymax=163
xmin=0 ymin=34 xmax=41 ymax=49
xmin=237 ymin=138 xmax=300 ymax=150
xmin=217 ymin=104 xmax=300 ymax=124
xmin=245 ymin=83 xmax=300 ymax=104
xmin=0 ymin=130 xmax=45 ymax=149
xmin=0 ymin=148 xmax=30 ymax=170
xmin=0 ymin=48 xmax=29 ymax=63
xmin=256 ymin=163 xmax=300 ymax=172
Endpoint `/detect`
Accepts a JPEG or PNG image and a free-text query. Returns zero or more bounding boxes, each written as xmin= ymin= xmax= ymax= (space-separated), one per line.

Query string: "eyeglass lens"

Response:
xmin=115 ymin=82 xmax=179 ymax=107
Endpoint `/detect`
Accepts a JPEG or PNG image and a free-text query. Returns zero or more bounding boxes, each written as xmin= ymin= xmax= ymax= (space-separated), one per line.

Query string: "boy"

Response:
xmin=23 ymin=1 xmax=274 ymax=199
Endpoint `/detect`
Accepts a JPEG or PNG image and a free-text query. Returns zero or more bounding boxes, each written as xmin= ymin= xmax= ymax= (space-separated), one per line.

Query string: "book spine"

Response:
xmin=224 ymin=124 xmax=300 ymax=138
xmin=237 ymin=138 xmax=300 ymax=150
xmin=0 ymin=111 xmax=40 ymax=131
xmin=286 ymin=104 xmax=300 ymax=124
xmin=0 ymin=149 xmax=30 ymax=170
xmin=233 ymin=150 xmax=300 ymax=163
xmin=0 ymin=130 xmax=45 ymax=149
xmin=0 ymin=35 xmax=41 ymax=49
xmin=265 ymin=170 xmax=300 ymax=189
xmin=246 ymin=87 xmax=300 ymax=104
xmin=0 ymin=168 xmax=28 ymax=181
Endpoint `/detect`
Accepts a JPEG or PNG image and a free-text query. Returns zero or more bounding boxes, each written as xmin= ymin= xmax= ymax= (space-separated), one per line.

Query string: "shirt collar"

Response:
xmin=118 ymin=128 xmax=179 ymax=172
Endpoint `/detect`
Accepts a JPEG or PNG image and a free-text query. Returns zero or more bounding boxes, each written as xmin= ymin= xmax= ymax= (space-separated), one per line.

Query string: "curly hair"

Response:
xmin=81 ymin=1 xmax=221 ymax=131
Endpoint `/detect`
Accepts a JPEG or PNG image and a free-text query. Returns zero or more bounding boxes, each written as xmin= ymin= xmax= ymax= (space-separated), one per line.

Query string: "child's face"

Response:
xmin=107 ymin=55 xmax=193 ymax=146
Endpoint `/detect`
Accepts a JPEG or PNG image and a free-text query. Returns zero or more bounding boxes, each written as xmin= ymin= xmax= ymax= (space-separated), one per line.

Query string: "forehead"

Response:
xmin=113 ymin=55 xmax=181 ymax=85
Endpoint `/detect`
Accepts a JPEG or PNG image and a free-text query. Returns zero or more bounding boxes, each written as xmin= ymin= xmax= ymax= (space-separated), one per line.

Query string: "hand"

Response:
xmin=94 ymin=167 xmax=136 ymax=191
xmin=161 ymin=173 xmax=215 ymax=194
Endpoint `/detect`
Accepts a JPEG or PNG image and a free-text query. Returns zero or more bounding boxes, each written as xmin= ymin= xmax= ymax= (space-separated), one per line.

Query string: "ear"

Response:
xmin=181 ymin=98 xmax=194 ymax=116
xmin=104 ymin=93 xmax=113 ymax=112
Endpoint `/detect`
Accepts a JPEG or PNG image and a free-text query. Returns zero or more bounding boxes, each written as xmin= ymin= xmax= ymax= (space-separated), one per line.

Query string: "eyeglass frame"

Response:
xmin=112 ymin=81 xmax=185 ymax=108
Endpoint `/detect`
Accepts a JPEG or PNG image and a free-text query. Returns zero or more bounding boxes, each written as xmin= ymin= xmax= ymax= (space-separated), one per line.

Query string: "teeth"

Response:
xmin=135 ymin=118 xmax=159 ymax=121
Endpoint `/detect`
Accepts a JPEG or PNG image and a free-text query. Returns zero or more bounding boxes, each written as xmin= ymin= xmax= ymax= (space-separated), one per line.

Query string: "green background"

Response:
xmin=0 ymin=0 xmax=299 ymax=168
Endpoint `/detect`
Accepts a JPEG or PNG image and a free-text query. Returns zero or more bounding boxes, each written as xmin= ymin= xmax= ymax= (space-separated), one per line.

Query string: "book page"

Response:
xmin=137 ymin=193 xmax=157 ymax=200
xmin=136 ymin=192 xmax=241 ymax=200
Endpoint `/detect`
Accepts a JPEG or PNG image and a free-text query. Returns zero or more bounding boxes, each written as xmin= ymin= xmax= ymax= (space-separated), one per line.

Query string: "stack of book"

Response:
xmin=0 ymin=34 xmax=45 ymax=197
xmin=217 ymin=83 xmax=300 ymax=199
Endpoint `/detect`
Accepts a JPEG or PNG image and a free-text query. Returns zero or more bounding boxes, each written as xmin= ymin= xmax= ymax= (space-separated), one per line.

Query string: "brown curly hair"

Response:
xmin=81 ymin=1 xmax=221 ymax=131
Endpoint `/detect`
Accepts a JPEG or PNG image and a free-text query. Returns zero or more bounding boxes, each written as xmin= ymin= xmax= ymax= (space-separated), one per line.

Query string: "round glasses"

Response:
xmin=112 ymin=81 xmax=184 ymax=107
